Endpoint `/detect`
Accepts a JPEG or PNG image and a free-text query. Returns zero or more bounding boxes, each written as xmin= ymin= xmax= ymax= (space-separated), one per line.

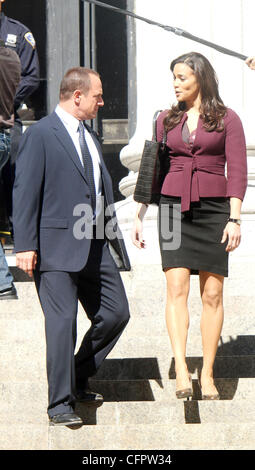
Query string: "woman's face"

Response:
xmin=173 ymin=63 xmax=201 ymax=105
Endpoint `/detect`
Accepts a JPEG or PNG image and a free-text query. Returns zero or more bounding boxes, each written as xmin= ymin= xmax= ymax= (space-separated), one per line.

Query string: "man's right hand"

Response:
xmin=16 ymin=251 xmax=37 ymax=277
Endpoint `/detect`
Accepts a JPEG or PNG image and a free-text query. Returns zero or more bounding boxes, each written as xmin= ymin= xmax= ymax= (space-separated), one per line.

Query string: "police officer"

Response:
xmin=0 ymin=0 xmax=40 ymax=234
xmin=0 ymin=39 xmax=20 ymax=299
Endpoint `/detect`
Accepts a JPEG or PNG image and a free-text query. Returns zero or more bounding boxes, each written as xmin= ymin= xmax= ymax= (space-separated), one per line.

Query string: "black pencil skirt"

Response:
xmin=158 ymin=196 xmax=230 ymax=277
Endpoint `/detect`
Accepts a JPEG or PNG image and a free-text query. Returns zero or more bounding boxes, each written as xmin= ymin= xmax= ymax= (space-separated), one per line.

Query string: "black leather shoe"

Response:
xmin=0 ymin=285 xmax=18 ymax=300
xmin=49 ymin=412 xmax=83 ymax=426
xmin=76 ymin=389 xmax=104 ymax=404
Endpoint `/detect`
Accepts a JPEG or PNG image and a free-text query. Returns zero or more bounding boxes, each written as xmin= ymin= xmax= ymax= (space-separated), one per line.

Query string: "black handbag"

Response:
xmin=133 ymin=110 xmax=169 ymax=205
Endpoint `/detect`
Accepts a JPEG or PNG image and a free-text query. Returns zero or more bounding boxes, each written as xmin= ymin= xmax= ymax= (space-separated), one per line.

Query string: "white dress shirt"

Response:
xmin=55 ymin=105 xmax=103 ymax=218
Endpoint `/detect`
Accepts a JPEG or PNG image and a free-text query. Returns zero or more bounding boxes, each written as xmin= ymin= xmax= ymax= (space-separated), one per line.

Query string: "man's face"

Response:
xmin=78 ymin=74 xmax=104 ymax=120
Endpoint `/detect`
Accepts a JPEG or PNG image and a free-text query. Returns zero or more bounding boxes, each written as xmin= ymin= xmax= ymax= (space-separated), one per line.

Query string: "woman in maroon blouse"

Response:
xmin=133 ymin=52 xmax=247 ymax=400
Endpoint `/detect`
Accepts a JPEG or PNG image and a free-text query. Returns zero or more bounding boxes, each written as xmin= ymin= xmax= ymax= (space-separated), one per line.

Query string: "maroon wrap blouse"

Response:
xmin=156 ymin=108 xmax=247 ymax=212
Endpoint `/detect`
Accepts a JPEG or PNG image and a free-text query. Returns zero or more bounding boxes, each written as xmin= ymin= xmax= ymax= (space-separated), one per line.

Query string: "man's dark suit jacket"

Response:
xmin=13 ymin=111 xmax=130 ymax=272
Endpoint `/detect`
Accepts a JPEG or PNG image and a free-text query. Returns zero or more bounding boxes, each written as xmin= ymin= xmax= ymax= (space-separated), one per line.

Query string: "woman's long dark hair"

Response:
xmin=164 ymin=52 xmax=227 ymax=132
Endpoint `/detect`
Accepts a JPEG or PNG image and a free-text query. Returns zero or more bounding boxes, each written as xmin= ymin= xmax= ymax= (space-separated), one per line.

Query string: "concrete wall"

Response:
xmin=130 ymin=0 xmax=254 ymax=145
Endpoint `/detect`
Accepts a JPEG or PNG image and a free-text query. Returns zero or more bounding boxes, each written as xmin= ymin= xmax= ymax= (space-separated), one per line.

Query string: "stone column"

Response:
xmin=46 ymin=0 xmax=80 ymax=113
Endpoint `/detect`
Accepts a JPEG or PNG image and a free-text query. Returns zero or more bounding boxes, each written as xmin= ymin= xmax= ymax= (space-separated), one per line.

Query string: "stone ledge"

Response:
xmin=1 ymin=423 xmax=254 ymax=450
xmin=2 ymin=378 xmax=255 ymax=405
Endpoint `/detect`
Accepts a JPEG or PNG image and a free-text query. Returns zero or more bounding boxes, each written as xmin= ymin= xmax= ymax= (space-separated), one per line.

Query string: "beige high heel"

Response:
xmin=198 ymin=376 xmax=220 ymax=400
xmin=176 ymin=374 xmax=193 ymax=399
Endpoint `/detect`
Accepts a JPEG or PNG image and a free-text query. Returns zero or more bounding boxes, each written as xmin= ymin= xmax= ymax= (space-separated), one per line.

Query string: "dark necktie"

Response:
xmin=78 ymin=121 xmax=97 ymax=213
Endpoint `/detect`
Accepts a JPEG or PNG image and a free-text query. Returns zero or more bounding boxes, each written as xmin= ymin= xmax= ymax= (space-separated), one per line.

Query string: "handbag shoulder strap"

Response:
xmin=152 ymin=109 xmax=167 ymax=144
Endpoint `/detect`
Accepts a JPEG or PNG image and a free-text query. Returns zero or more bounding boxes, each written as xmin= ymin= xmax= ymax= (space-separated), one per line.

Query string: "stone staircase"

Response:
xmin=1 ymin=217 xmax=255 ymax=450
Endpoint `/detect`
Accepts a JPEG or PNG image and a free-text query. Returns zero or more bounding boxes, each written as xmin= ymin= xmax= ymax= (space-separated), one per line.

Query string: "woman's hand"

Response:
xmin=221 ymin=222 xmax=241 ymax=252
xmin=132 ymin=217 xmax=146 ymax=249
xmin=132 ymin=203 xmax=148 ymax=249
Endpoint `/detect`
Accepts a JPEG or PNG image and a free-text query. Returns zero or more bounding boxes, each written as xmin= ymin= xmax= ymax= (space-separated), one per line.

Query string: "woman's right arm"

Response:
xmin=132 ymin=203 xmax=148 ymax=249
xmin=132 ymin=110 xmax=167 ymax=249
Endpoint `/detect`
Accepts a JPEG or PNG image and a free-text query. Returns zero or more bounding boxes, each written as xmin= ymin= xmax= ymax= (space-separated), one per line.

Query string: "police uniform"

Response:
xmin=0 ymin=12 xmax=40 ymax=232
xmin=0 ymin=12 xmax=40 ymax=111
xmin=0 ymin=41 xmax=20 ymax=299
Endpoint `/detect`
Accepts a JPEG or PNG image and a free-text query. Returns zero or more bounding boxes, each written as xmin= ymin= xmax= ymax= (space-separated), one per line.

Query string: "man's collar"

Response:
xmin=55 ymin=104 xmax=80 ymax=133
xmin=55 ymin=104 xmax=96 ymax=138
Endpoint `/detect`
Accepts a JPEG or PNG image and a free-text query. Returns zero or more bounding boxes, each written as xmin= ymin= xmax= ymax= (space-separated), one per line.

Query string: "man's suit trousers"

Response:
xmin=34 ymin=239 xmax=130 ymax=417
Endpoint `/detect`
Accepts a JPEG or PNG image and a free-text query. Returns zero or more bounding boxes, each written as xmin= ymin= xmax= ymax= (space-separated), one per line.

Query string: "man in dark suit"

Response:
xmin=13 ymin=67 xmax=130 ymax=426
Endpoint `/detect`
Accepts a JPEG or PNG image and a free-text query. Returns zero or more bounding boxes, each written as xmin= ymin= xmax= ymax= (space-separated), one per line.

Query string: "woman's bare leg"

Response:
xmin=199 ymin=271 xmax=224 ymax=395
xmin=164 ymin=267 xmax=191 ymax=391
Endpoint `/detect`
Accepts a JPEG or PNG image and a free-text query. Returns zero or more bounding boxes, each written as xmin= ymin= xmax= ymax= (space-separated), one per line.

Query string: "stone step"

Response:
xmin=0 ymin=321 xmax=254 ymax=363
xmin=47 ymin=421 xmax=255 ymax=450
xmin=126 ymin=296 xmax=255 ymax=319
xmin=1 ymin=330 xmax=255 ymax=380
xmin=1 ymin=318 xmax=254 ymax=379
xmin=2 ymin=301 xmax=255 ymax=330
xmin=108 ymin=332 xmax=255 ymax=356
xmin=1 ymin=378 xmax=254 ymax=411
xmin=1 ymin=271 xmax=254 ymax=451
xmin=106 ymin=335 xmax=255 ymax=361
xmin=76 ymin=399 xmax=255 ymax=425
xmin=0 ymin=311 xmax=254 ymax=352
xmin=6 ymin=253 xmax=255 ymax=280
xmin=88 ymin=377 xmax=255 ymax=402
xmin=1 ymin=290 xmax=255 ymax=332
xmin=1 ymin=422 xmax=255 ymax=450
xmin=4 ymin=353 xmax=253 ymax=383
xmin=1 ymin=391 xmax=254 ymax=426
xmin=1 ymin=318 xmax=255 ymax=347
xmin=2 ymin=280 xmax=255 ymax=319
xmin=1 ymin=281 xmax=254 ymax=322
xmin=91 ymin=355 xmax=255 ymax=381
